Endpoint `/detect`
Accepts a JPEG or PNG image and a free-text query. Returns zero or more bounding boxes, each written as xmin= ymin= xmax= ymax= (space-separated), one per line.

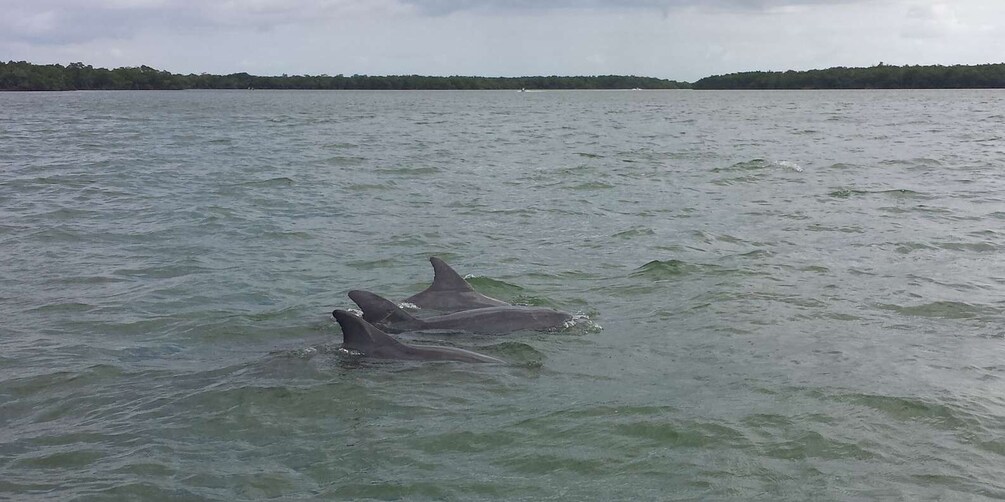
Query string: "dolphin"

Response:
xmin=349 ymin=290 xmax=572 ymax=335
xmin=403 ymin=256 xmax=509 ymax=312
xmin=332 ymin=309 xmax=504 ymax=363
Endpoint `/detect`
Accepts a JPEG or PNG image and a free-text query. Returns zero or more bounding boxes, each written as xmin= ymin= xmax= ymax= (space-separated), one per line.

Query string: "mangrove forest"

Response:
xmin=4 ymin=61 xmax=1005 ymax=91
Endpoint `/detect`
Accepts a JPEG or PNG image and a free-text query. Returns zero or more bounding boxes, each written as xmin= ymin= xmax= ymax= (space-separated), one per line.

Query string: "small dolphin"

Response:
xmin=349 ymin=290 xmax=572 ymax=335
xmin=403 ymin=256 xmax=509 ymax=312
xmin=332 ymin=309 xmax=504 ymax=363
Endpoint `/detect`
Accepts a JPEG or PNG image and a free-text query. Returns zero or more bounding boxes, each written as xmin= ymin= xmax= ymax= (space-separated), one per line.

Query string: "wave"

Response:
xmin=828 ymin=188 xmax=927 ymax=199
xmin=630 ymin=259 xmax=700 ymax=279
xmin=876 ymin=301 xmax=998 ymax=320
xmin=612 ymin=227 xmax=655 ymax=239
xmin=711 ymin=158 xmax=805 ymax=185
xmin=832 ymin=393 xmax=975 ymax=430
xmin=374 ymin=166 xmax=441 ymax=175
xmin=236 ymin=177 xmax=295 ymax=188
xmin=464 ymin=276 xmax=525 ymax=301
xmin=565 ymin=182 xmax=614 ymax=190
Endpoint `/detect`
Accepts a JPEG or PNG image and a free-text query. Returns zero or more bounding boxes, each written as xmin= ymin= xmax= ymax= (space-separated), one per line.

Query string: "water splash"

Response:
xmin=563 ymin=313 xmax=603 ymax=332
xmin=777 ymin=160 xmax=804 ymax=172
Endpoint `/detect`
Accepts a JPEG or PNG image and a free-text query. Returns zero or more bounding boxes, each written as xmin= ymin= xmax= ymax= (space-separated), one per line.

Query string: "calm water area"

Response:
xmin=2 ymin=89 xmax=1004 ymax=500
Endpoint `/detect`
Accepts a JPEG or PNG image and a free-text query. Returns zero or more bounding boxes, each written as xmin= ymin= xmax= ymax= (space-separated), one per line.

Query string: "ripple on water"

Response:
xmin=482 ymin=341 xmax=545 ymax=367
xmin=631 ymin=259 xmax=697 ymax=279
xmin=347 ymin=258 xmax=400 ymax=270
xmin=565 ymin=181 xmax=614 ymax=190
xmin=615 ymin=419 xmax=751 ymax=449
xmin=346 ymin=182 xmax=396 ymax=191
xmin=832 ymin=393 xmax=976 ymax=429
xmin=876 ymin=301 xmax=997 ymax=320
xmin=612 ymin=226 xmax=655 ymax=239
xmin=712 ymin=159 xmax=772 ymax=172
xmin=629 ymin=259 xmax=743 ymax=281
xmin=374 ymin=165 xmax=441 ymax=176
xmin=464 ymin=276 xmax=526 ymax=301
xmin=934 ymin=241 xmax=1000 ymax=253
xmin=237 ymin=177 xmax=295 ymax=188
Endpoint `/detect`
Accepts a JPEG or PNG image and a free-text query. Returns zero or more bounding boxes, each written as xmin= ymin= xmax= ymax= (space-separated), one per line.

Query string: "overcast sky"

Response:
xmin=2 ymin=0 xmax=1003 ymax=81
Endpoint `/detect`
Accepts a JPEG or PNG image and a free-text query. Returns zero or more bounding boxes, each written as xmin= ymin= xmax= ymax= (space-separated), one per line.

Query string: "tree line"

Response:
xmin=692 ymin=63 xmax=1005 ymax=89
xmin=0 ymin=61 xmax=687 ymax=91
xmin=6 ymin=61 xmax=1005 ymax=91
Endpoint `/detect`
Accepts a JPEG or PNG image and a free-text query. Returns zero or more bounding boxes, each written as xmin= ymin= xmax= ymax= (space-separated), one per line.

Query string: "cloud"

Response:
xmin=0 ymin=0 xmax=885 ymax=47
xmin=901 ymin=3 xmax=959 ymax=39
xmin=0 ymin=1 xmax=181 ymax=45
xmin=398 ymin=0 xmax=874 ymax=15
xmin=0 ymin=0 xmax=407 ymax=46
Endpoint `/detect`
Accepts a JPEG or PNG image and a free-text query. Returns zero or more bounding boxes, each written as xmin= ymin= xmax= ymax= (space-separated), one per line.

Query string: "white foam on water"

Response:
xmin=563 ymin=313 xmax=603 ymax=332
xmin=777 ymin=160 xmax=804 ymax=172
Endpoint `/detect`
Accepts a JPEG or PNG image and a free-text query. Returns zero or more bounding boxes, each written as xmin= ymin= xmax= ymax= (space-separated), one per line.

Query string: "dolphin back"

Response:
xmin=332 ymin=309 xmax=401 ymax=354
xmin=348 ymin=290 xmax=422 ymax=329
xmin=426 ymin=256 xmax=475 ymax=291
xmin=421 ymin=306 xmax=572 ymax=334
xmin=404 ymin=257 xmax=509 ymax=311
xmin=332 ymin=309 xmax=503 ymax=363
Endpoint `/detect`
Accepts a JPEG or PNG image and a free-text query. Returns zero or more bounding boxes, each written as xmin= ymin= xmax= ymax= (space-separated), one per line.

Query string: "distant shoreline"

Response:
xmin=3 ymin=61 xmax=1005 ymax=91
xmin=0 ymin=62 xmax=686 ymax=91
xmin=692 ymin=63 xmax=1005 ymax=90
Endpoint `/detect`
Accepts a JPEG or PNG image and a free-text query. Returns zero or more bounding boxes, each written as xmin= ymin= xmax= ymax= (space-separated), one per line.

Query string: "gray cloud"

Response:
xmin=901 ymin=4 xmax=958 ymax=39
xmin=399 ymin=0 xmax=873 ymax=15
xmin=0 ymin=1 xmax=196 ymax=45
xmin=0 ymin=0 xmax=403 ymax=46
xmin=0 ymin=0 xmax=883 ymax=47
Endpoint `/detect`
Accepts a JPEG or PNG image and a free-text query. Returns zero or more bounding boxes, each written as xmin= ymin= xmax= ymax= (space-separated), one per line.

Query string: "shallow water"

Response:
xmin=2 ymin=89 xmax=1004 ymax=500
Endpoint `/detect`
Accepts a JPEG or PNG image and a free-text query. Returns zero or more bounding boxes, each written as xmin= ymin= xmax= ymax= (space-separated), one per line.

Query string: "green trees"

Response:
xmin=0 ymin=61 xmax=186 ymax=90
xmin=6 ymin=60 xmax=1005 ymax=91
xmin=7 ymin=60 xmax=1005 ymax=91
xmin=0 ymin=61 xmax=70 ymax=90
xmin=0 ymin=61 xmax=690 ymax=91
xmin=692 ymin=63 xmax=1005 ymax=89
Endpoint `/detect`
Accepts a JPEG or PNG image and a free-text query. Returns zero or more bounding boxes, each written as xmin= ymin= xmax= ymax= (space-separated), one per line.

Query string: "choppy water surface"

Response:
xmin=2 ymin=89 xmax=1004 ymax=500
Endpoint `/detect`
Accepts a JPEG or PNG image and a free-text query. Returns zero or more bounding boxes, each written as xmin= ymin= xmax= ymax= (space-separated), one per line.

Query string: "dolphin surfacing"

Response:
xmin=332 ymin=309 xmax=504 ymax=363
xmin=349 ymin=290 xmax=572 ymax=335
xmin=403 ymin=257 xmax=509 ymax=312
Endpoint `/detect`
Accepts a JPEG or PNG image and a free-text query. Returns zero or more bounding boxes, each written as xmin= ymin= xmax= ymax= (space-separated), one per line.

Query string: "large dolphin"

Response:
xmin=332 ymin=309 xmax=504 ymax=363
xmin=349 ymin=290 xmax=572 ymax=335
xmin=403 ymin=256 xmax=509 ymax=312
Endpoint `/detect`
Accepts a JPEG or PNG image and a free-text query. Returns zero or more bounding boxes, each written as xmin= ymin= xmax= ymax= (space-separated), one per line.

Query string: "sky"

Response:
xmin=2 ymin=0 xmax=1003 ymax=82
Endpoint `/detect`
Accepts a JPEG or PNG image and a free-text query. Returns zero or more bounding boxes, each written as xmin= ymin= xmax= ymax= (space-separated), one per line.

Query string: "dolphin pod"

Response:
xmin=331 ymin=257 xmax=574 ymax=363
xmin=332 ymin=310 xmax=504 ymax=363
xmin=349 ymin=289 xmax=571 ymax=335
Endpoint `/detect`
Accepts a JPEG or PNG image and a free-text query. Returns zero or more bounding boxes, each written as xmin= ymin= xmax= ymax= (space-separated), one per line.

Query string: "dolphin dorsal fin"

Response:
xmin=332 ymin=309 xmax=402 ymax=352
xmin=428 ymin=256 xmax=475 ymax=292
xmin=348 ymin=290 xmax=418 ymax=325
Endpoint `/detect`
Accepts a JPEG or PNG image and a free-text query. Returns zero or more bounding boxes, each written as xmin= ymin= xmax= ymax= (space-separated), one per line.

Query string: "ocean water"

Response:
xmin=2 ymin=89 xmax=1004 ymax=500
